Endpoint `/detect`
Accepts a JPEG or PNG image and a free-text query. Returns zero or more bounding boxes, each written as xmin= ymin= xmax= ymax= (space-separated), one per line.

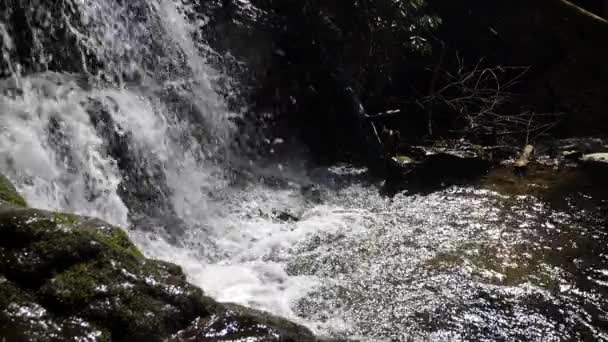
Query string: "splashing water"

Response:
xmin=1 ymin=1 xmax=607 ymax=341
xmin=0 ymin=73 xmax=128 ymax=225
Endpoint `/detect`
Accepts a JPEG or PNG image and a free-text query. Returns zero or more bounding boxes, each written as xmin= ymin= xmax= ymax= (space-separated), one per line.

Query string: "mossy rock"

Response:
xmin=0 ymin=207 xmax=209 ymax=341
xmin=0 ymin=174 xmax=27 ymax=208
xmin=0 ymin=276 xmax=111 ymax=342
xmin=0 ymin=206 xmax=322 ymax=341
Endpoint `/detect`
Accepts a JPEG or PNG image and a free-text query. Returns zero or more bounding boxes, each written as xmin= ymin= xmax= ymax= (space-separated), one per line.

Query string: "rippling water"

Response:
xmin=294 ymin=186 xmax=607 ymax=340
xmin=131 ymin=164 xmax=608 ymax=341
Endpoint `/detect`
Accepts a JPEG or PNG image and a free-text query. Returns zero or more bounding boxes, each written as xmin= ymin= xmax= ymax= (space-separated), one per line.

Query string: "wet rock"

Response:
xmin=385 ymin=144 xmax=492 ymax=195
xmin=0 ymin=207 xmax=206 ymax=341
xmin=170 ymin=304 xmax=318 ymax=342
xmin=581 ymin=153 xmax=608 ymax=164
xmin=562 ymin=150 xmax=583 ymax=161
xmin=414 ymin=152 xmax=491 ymax=182
xmin=542 ymin=138 xmax=607 ymax=163
xmin=580 ymin=153 xmax=608 ymax=182
xmin=274 ymin=210 xmax=300 ymax=222
xmin=85 ymin=98 xmax=188 ymax=239
xmin=0 ymin=175 xmax=321 ymax=341
xmin=0 ymin=0 xmax=95 ymax=77
xmin=301 ymin=184 xmax=324 ymax=204
xmin=0 ymin=277 xmax=108 ymax=342
xmin=392 ymin=155 xmax=418 ymax=166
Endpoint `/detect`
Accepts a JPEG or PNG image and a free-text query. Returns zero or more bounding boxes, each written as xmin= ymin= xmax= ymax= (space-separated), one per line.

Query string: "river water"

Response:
xmin=1 ymin=0 xmax=607 ymax=340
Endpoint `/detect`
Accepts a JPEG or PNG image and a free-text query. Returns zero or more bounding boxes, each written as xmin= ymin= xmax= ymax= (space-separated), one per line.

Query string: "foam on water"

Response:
xmin=129 ymin=176 xmax=608 ymax=340
xmin=128 ymin=175 xmax=370 ymax=331
xmin=0 ymin=74 xmax=129 ymax=226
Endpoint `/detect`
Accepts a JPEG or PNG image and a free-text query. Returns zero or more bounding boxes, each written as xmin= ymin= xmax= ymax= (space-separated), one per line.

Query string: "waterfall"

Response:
xmin=0 ymin=0 xmax=234 ymax=230
xmin=0 ymin=0 xmax=329 ymax=331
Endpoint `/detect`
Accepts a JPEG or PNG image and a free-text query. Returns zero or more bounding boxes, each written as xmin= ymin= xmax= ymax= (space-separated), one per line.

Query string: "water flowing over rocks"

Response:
xmin=0 ymin=174 xmax=326 ymax=341
xmin=0 ymin=0 xmax=335 ymax=340
xmin=2 ymin=0 xmax=608 ymax=341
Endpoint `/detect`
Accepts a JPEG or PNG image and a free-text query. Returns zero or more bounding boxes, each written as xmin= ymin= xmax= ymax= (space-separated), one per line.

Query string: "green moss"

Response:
xmin=44 ymin=211 xmax=142 ymax=260
xmin=93 ymin=228 xmax=144 ymax=260
xmin=52 ymin=212 xmax=80 ymax=225
xmin=109 ymin=293 xmax=168 ymax=339
xmin=44 ymin=263 xmax=99 ymax=307
xmin=0 ymin=174 xmax=27 ymax=208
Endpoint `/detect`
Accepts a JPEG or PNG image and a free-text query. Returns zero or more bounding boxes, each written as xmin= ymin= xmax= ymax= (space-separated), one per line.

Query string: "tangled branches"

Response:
xmin=420 ymin=54 xmax=562 ymax=142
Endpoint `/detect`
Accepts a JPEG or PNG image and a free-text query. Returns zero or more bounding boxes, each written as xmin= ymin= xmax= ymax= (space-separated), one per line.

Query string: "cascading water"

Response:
xmin=1 ymin=0 xmax=329 ymax=329
xmin=1 ymin=1 xmax=608 ymax=341
xmin=0 ymin=0 xmax=235 ymax=232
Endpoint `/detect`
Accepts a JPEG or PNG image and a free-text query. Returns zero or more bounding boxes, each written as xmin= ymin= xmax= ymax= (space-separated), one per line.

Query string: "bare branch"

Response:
xmin=416 ymin=54 xmax=559 ymax=142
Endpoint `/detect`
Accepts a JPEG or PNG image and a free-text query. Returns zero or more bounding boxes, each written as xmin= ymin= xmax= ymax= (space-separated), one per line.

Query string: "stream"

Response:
xmin=1 ymin=0 xmax=607 ymax=340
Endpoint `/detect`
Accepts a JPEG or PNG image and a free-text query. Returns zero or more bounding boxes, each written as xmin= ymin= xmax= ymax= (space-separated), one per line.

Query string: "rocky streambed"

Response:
xmin=2 ymin=136 xmax=607 ymax=341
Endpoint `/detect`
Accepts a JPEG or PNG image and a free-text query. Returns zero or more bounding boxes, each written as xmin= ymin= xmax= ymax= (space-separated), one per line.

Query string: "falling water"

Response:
xmin=1 ymin=1 xmax=607 ymax=341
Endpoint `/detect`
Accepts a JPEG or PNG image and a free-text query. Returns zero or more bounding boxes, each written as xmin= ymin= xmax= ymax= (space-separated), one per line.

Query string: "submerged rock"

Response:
xmin=385 ymin=144 xmax=492 ymax=195
xmin=0 ymin=175 xmax=322 ymax=341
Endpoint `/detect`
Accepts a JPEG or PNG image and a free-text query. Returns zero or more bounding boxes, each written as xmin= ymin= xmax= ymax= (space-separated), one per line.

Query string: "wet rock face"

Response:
xmin=0 ymin=0 xmax=98 ymax=77
xmin=0 ymin=0 xmax=194 ymax=82
xmin=0 ymin=176 xmax=319 ymax=342
xmin=171 ymin=304 xmax=317 ymax=342
xmin=85 ymin=98 xmax=188 ymax=238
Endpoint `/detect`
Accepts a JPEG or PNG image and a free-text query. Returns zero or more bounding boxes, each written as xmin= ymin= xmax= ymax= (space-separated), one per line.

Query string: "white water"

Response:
xmin=0 ymin=74 xmax=129 ymax=225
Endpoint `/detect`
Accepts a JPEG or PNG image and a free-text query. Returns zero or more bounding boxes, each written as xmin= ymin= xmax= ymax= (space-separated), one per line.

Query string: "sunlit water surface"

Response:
xmin=133 ymin=165 xmax=608 ymax=341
